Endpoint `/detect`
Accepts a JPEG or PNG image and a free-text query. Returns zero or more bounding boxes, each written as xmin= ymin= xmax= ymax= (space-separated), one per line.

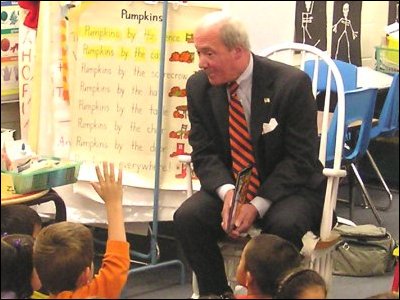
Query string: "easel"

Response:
xmin=120 ymin=2 xmax=185 ymax=296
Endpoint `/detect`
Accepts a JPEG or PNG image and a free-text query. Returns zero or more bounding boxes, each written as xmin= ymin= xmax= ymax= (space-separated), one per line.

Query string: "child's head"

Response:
xmin=275 ymin=268 xmax=327 ymax=299
xmin=1 ymin=205 xmax=42 ymax=238
xmin=1 ymin=234 xmax=41 ymax=298
xmin=33 ymin=221 xmax=94 ymax=295
xmin=236 ymin=234 xmax=303 ymax=297
xmin=1 ymin=239 xmax=17 ymax=298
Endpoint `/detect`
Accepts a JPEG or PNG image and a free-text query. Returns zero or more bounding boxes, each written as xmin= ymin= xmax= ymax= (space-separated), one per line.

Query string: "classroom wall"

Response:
xmin=0 ymin=1 xmax=391 ymax=142
xmin=2 ymin=1 xmax=394 ymax=223
xmin=223 ymin=1 xmax=388 ymax=67
xmin=359 ymin=1 xmax=389 ymax=66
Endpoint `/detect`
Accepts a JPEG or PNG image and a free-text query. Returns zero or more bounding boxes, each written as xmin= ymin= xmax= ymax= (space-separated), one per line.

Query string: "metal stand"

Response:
xmin=121 ymin=2 xmax=185 ymax=296
xmin=365 ymin=150 xmax=393 ymax=211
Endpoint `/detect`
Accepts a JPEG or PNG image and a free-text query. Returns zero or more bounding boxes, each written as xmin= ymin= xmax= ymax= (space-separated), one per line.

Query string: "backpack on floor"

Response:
xmin=332 ymin=224 xmax=398 ymax=277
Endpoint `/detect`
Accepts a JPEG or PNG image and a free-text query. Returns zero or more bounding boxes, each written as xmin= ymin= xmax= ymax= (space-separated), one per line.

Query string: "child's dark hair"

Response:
xmin=274 ymin=268 xmax=327 ymax=299
xmin=1 ymin=205 xmax=42 ymax=236
xmin=1 ymin=234 xmax=35 ymax=298
xmin=1 ymin=240 xmax=16 ymax=293
xmin=244 ymin=234 xmax=303 ymax=296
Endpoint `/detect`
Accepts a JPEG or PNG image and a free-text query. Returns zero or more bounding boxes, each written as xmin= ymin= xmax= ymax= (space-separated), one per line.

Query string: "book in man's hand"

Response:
xmin=227 ymin=165 xmax=253 ymax=233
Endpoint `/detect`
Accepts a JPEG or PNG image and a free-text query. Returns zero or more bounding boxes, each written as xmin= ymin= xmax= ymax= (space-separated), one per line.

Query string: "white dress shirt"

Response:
xmin=216 ymin=55 xmax=272 ymax=218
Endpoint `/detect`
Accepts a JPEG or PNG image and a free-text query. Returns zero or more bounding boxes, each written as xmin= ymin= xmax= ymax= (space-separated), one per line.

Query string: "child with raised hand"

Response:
xmin=275 ymin=268 xmax=327 ymax=299
xmin=33 ymin=162 xmax=130 ymax=299
xmin=1 ymin=234 xmax=42 ymax=299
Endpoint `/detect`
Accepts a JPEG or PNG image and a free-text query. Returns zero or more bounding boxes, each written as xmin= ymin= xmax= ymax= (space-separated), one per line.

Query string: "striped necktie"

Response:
xmin=228 ymin=81 xmax=260 ymax=202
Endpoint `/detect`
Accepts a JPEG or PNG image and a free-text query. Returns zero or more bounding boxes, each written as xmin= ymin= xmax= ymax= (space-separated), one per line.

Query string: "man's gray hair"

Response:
xmin=197 ymin=11 xmax=250 ymax=50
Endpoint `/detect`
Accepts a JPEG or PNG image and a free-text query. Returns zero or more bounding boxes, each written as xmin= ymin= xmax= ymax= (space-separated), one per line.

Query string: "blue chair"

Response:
xmin=365 ymin=72 xmax=399 ymax=210
xmin=326 ymin=87 xmax=382 ymax=224
xmin=304 ymin=59 xmax=357 ymax=113
xmin=304 ymin=58 xmax=358 ymax=93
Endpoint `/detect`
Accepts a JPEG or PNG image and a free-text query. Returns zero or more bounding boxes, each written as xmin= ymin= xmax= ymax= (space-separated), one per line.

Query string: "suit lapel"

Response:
xmin=205 ymin=55 xmax=275 ymax=156
xmin=250 ymin=55 xmax=274 ymax=146
xmin=209 ymin=86 xmax=230 ymax=148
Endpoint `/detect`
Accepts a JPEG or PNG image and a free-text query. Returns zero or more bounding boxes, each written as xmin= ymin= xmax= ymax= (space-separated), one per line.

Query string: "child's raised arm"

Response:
xmin=91 ymin=162 xmax=126 ymax=242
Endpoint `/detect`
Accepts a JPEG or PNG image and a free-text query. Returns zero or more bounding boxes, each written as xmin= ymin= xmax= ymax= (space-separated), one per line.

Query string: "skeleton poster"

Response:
xmin=331 ymin=1 xmax=362 ymax=66
xmin=294 ymin=1 xmax=327 ymax=50
xmin=388 ymin=1 xmax=399 ymax=24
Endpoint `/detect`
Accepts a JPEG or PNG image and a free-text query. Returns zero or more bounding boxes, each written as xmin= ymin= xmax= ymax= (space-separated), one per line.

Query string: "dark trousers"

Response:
xmin=173 ymin=185 xmax=329 ymax=296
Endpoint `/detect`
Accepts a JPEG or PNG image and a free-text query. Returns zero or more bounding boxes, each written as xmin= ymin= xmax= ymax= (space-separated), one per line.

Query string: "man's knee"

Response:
xmin=173 ymin=203 xmax=191 ymax=230
xmin=265 ymin=217 xmax=303 ymax=233
xmin=262 ymin=216 xmax=309 ymax=249
xmin=174 ymin=195 xmax=207 ymax=233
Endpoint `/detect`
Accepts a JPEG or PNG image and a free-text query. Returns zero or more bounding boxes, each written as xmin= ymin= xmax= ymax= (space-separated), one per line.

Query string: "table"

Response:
xmin=357 ymin=66 xmax=393 ymax=89
xmin=1 ymin=189 xmax=67 ymax=222
xmin=358 ymin=67 xmax=395 ymax=120
xmin=1 ymin=189 xmax=49 ymax=204
xmin=316 ymin=67 xmax=394 ymax=132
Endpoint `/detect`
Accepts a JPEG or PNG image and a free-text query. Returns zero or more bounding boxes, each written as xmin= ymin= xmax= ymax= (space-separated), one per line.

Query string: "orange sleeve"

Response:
xmin=55 ymin=240 xmax=130 ymax=299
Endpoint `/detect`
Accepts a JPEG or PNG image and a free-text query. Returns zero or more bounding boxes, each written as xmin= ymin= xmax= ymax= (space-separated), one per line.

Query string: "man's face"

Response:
xmin=194 ymin=25 xmax=238 ymax=86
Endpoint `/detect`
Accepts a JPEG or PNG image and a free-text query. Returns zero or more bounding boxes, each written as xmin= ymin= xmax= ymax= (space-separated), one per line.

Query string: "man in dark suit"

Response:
xmin=173 ymin=11 xmax=327 ymax=297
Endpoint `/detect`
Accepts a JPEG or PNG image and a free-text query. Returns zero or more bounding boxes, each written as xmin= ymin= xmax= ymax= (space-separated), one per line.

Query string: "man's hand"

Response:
xmin=228 ymin=203 xmax=258 ymax=239
xmin=221 ymin=189 xmax=234 ymax=232
xmin=221 ymin=189 xmax=258 ymax=239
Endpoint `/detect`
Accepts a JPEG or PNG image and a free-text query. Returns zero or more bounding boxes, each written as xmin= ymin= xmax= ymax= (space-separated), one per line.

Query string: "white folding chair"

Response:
xmin=179 ymin=42 xmax=347 ymax=296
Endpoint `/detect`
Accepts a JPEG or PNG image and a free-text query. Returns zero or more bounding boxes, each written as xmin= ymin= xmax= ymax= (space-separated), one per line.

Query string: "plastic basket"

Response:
xmin=386 ymin=35 xmax=399 ymax=63
xmin=3 ymin=158 xmax=81 ymax=194
xmin=375 ymin=46 xmax=399 ymax=75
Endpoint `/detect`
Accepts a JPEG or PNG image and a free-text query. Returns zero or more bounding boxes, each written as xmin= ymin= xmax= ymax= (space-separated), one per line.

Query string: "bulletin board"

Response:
xmin=1 ymin=1 xmax=20 ymax=101
xmin=68 ymin=2 xmax=217 ymax=190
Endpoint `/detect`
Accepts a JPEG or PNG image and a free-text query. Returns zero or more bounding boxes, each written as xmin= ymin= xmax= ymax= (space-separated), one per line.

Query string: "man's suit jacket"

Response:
xmin=186 ymin=54 xmax=325 ymax=204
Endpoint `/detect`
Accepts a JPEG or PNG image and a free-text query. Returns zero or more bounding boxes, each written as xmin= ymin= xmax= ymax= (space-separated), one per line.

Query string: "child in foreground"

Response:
xmin=1 ymin=205 xmax=46 ymax=299
xmin=33 ymin=162 xmax=130 ymax=299
xmin=275 ymin=268 xmax=327 ymax=299
xmin=1 ymin=204 xmax=42 ymax=238
xmin=1 ymin=234 xmax=42 ymax=299
xmin=235 ymin=234 xmax=303 ymax=299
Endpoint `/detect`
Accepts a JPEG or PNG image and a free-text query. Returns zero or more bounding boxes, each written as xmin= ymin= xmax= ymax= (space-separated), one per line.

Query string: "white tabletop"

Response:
xmin=357 ymin=67 xmax=394 ymax=89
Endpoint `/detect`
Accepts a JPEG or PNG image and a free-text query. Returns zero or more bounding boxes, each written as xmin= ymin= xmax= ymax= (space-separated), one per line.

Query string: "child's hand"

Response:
xmin=91 ymin=162 xmax=123 ymax=205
